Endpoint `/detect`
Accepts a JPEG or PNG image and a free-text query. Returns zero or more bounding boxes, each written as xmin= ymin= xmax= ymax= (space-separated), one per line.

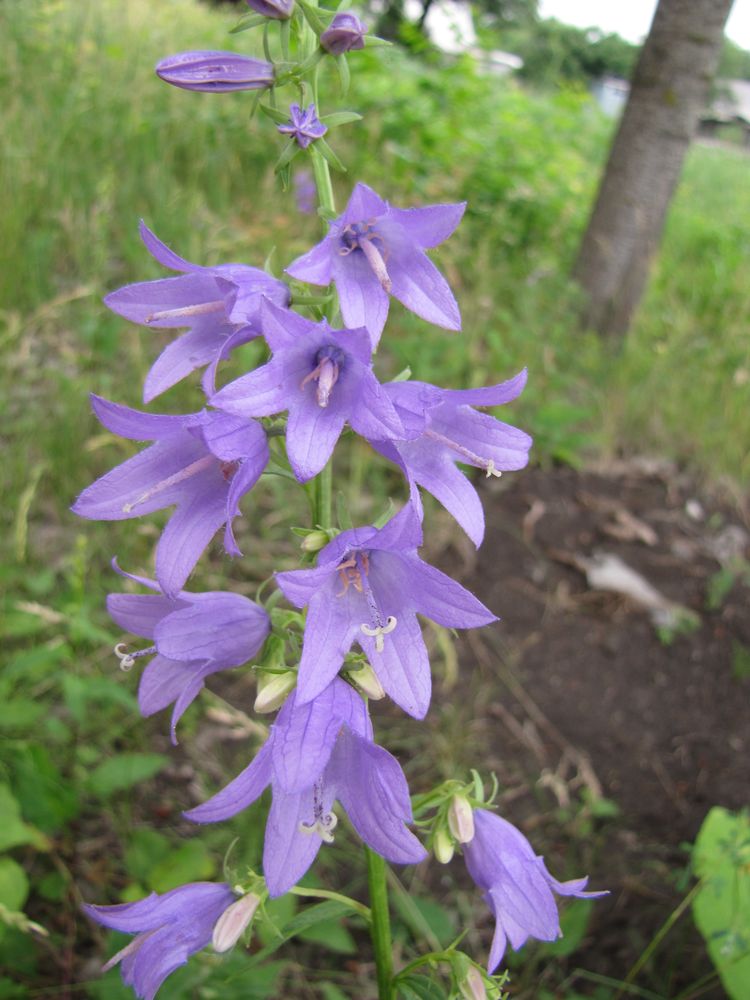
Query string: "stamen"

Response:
xmin=146 ymin=299 xmax=225 ymax=323
xmin=299 ymin=347 xmax=344 ymax=409
xmin=337 ymin=222 xmax=392 ymax=292
xmin=360 ymin=616 xmax=397 ymax=653
xmin=423 ymin=428 xmax=503 ymax=478
xmin=122 ymin=454 xmax=215 ymax=513
xmin=359 ymin=238 xmax=392 ymax=293
xmin=114 ymin=642 xmax=156 ymax=671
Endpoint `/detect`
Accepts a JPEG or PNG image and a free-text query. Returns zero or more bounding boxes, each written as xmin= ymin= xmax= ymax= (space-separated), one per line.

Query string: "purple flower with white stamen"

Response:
xmin=275 ymin=502 xmax=496 ymax=719
xmin=107 ymin=563 xmax=269 ymax=743
xmin=71 ymin=397 xmax=269 ymax=596
xmin=277 ymin=103 xmax=328 ymax=149
xmin=371 ymin=371 xmax=532 ymax=547
xmin=321 ymin=13 xmax=368 ymax=55
xmin=83 ymin=882 xmax=235 ymax=1000
xmin=186 ymin=679 xmax=426 ymax=896
xmin=105 ymin=222 xmax=289 ymax=402
xmin=286 ymin=182 xmax=465 ymax=345
xmin=211 ymin=299 xmax=405 ymax=482
xmin=245 ymin=0 xmax=294 ymax=19
xmin=156 ymin=51 xmax=274 ymax=93
xmin=464 ymin=809 xmax=607 ymax=972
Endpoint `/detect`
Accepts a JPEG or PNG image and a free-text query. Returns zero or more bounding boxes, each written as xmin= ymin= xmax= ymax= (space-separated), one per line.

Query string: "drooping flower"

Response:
xmin=211 ymin=299 xmax=404 ymax=481
xmin=105 ymin=222 xmax=289 ymax=402
xmin=107 ymin=563 xmax=270 ymax=742
xmin=286 ymin=182 xmax=465 ymax=345
xmin=277 ymin=103 xmax=328 ymax=149
xmin=156 ymin=51 xmax=274 ymax=93
xmin=83 ymin=882 xmax=236 ymax=1000
xmin=245 ymin=0 xmax=294 ymax=19
xmin=464 ymin=809 xmax=607 ymax=972
xmin=71 ymin=397 xmax=269 ymax=597
xmin=371 ymin=371 xmax=532 ymax=547
xmin=186 ymin=679 xmax=426 ymax=896
xmin=275 ymin=502 xmax=496 ymax=718
xmin=321 ymin=13 xmax=368 ymax=55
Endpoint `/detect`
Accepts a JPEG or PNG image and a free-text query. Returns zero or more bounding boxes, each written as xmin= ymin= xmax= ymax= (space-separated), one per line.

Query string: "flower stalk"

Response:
xmin=365 ymin=846 xmax=394 ymax=1000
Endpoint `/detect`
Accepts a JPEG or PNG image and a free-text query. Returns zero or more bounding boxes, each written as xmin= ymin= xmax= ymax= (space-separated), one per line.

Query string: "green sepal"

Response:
xmin=315 ymin=138 xmax=346 ymax=173
xmin=230 ymin=12 xmax=268 ymax=33
xmin=291 ymin=292 xmax=334 ymax=307
xmin=260 ymin=103 xmax=292 ymax=125
xmin=296 ymin=47 xmax=326 ymax=76
xmin=321 ymin=111 xmax=363 ymax=128
xmin=296 ymin=0 xmax=332 ymax=36
xmin=335 ymin=54 xmax=350 ymax=95
xmin=363 ymin=34 xmax=393 ymax=48
xmin=274 ymin=138 xmax=300 ymax=174
xmin=318 ymin=205 xmax=338 ymax=223
xmin=392 ymin=366 xmax=412 ymax=382
xmin=373 ymin=498 xmax=396 ymax=530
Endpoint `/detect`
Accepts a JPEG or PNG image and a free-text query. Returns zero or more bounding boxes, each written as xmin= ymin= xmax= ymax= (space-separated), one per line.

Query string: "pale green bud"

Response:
xmin=433 ymin=828 xmax=455 ymax=864
xmin=458 ymin=966 xmax=487 ymax=1000
xmin=448 ymin=794 xmax=475 ymax=844
xmin=348 ymin=663 xmax=386 ymax=700
xmin=212 ymin=892 xmax=261 ymax=953
xmin=300 ymin=529 xmax=330 ymax=553
xmin=254 ymin=671 xmax=296 ymax=713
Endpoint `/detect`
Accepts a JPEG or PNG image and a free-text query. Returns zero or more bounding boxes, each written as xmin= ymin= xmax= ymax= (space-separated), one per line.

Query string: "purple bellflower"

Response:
xmin=321 ymin=13 xmax=368 ymax=55
xmin=464 ymin=809 xmax=607 ymax=972
xmin=186 ymin=678 xmax=426 ymax=896
xmin=84 ymin=882 xmax=235 ymax=1000
xmin=278 ymin=103 xmax=328 ymax=149
xmin=286 ymin=182 xmax=465 ymax=345
xmin=71 ymin=397 xmax=269 ymax=597
xmin=211 ymin=299 xmax=405 ymax=481
xmin=105 ymin=222 xmax=289 ymax=402
xmin=107 ymin=562 xmax=270 ymax=743
xmin=372 ymin=371 xmax=532 ymax=547
xmin=245 ymin=0 xmax=294 ymax=19
xmin=156 ymin=51 xmax=274 ymax=93
xmin=275 ymin=502 xmax=496 ymax=719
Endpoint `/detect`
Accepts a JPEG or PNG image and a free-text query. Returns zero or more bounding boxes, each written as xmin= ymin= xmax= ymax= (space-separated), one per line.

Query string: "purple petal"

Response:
xmin=342 ymin=183 xmax=389 ymax=225
xmin=144 ymin=323 xmax=234 ymax=403
xmin=331 ymin=250 xmax=390 ymax=344
xmin=286 ymin=389 xmax=348 ymax=482
xmin=370 ymin=502 xmax=423 ymax=554
xmin=223 ymin=443 xmax=270 ymax=556
xmin=272 ymin=685 xmax=346 ymax=793
xmin=387 ymin=246 xmax=461 ymax=332
xmin=347 ymin=365 xmax=405 ymax=441
xmin=107 ymin=592 xmax=179 ymax=638
xmin=212 ymin=355 xmax=306 ymax=418
xmin=440 ymin=369 xmax=527 ymax=408
xmin=388 ymin=202 xmax=466 ymax=248
xmin=138 ymin=655 xmax=194 ymax=717
xmin=263 ymin=784 xmax=329 ymax=896
xmin=155 ymin=594 xmax=268 ymax=664
xmin=275 ymin=564 xmax=338 ymax=608
xmin=487 ymin=911 xmax=509 ymax=973
xmin=285 ymin=235 xmax=335 ymax=286
xmin=357 ymin=607 xmax=431 ymax=720
xmin=430 ymin=405 xmax=532 ymax=472
xmin=201 ymin=325 xmax=260 ymax=398
xmin=408 ymin=557 xmax=496 ymax=628
xmin=104 ymin=273 xmax=224 ymax=329
xmin=155 ymin=481 xmax=228 ymax=596
xmin=89 ymin=394 xmax=195 ymax=441
xmin=260 ymin=298 xmax=319 ymax=351
xmin=198 ymin=411 xmax=267 ymax=463
xmin=295 ymin=587 xmax=362 ymax=705
xmin=168 ymin=663 xmax=215 ymax=743
xmin=185 ymin=739 xmax=274 ymax=823
xmin=139 ymin=221 xmax=200 ymax=273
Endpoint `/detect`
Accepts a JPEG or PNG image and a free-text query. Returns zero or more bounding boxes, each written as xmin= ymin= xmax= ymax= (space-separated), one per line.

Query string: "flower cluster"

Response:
xmin=76 ymin=6 xmax=604 ymax=997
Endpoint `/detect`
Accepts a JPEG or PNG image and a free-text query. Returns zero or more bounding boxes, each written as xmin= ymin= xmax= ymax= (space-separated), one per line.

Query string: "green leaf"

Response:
xmin=732 ymin=641 xmax=750 ymax=680
xmin=0 ymin=787 xmax=36 ymax=852
xmin=88 ymin=753 xmax=168 ymax=798
xmin=274 ymin=138 xmax=300 ymax=174
xmin=296 ymin=0 xmax=329 ymax=35
xmin=298 ymin=916 xmax=356 ymax=953
xmin=0 ymin=859 xmax=29 ymax=913
xmin=321 ymin=111 xmax=363 ymax=128
xmin=541 ymin=899 xmax=592 ymax=956
xmin=320 ymin=986 xmax=350 ymax=1000
xmin=410 ymin=897 xmax=456 ymax=948
xmin=0 ymin=700 xmax=45 ymax=732
xmin=8 ymin=745 xmax=79 ymax=833
xmin=260 ymin=103 xmax=292 ymax=126
xmin=692 ymin=807 xmax=750 ymax=1000
xmin=398 ymin=976 xmax=444 ymax=1000
xmin=315 ymin=138 xmax=346 ymax=173
xmin=124 ymin=829 xmax=171 ymax=884
xmin=148 ymin=840 xmax=215 ymax=893
xmin=246 ymin=901 xmax=352 ymax=967
xmin=230 ymin=12 xmax=268 ymax=33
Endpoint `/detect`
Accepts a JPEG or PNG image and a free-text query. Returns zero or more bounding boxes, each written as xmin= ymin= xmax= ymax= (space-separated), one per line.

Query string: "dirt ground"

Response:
xmin=446 ymin=459 xmax=750 ymax=998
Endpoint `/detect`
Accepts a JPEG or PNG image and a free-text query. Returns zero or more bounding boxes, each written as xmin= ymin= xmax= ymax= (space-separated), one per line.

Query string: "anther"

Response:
xmin=360 ymin=615 xmax=397 ymax=653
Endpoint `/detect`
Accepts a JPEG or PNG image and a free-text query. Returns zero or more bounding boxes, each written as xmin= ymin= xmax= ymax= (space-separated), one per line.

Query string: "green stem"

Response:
xmin=290 ymin=885 xmax=372 ymax=922
xmin=366 ymin=847 xmax=394 ymax=1000
xmin=313 ymin=461 xmax=333 ymax=530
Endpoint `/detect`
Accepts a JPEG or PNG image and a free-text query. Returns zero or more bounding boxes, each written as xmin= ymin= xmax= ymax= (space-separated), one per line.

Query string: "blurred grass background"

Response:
xmin=1 ymin=0 xmax=749 ymax=996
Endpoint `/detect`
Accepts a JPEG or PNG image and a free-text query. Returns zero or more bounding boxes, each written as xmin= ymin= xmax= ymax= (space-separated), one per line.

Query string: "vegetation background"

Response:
xmin=0 ymin=0 xmax=748 ymax=997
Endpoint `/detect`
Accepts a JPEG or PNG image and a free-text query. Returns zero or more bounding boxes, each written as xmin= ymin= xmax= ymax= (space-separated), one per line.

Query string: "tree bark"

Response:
xmin=573 ymin=0 xmax=734 ymax=336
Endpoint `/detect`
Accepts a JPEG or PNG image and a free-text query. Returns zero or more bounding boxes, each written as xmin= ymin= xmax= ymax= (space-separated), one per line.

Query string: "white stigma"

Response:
xmin=360 ymin=615 xmax=397 ymax=653
xmin=114 ymin=643 xmax=136 ymax=671
xmin=485 ymin=460 xmax=502 ymax=478
xmin=300 ymin=811 xmax=338 ymax=843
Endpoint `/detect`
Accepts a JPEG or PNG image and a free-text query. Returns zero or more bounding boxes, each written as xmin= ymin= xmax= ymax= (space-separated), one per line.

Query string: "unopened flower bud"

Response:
xmin=348 ymin=663 xmax=385 ymax=700
xmin=448 ymin=795 xmax=475 ymax=844
xmin=433 ymin=828 xmax=455 ymax=864
xmin=300 ymin=529 xmax=330 ymax=553
xmin=458 ymin=966 xmax=487 ymax=1000
xmin=156 ymin=52 xmax=274 ymax=93
xmin=321 ymin=13 xmax=368 ymax=55
xmin=212 ymin=892 xmax=261 ymax=953
xmin=245 ymin=0 xmax=294 ymax=20
xmin=254 ymin=671 xmax=296 ymax=713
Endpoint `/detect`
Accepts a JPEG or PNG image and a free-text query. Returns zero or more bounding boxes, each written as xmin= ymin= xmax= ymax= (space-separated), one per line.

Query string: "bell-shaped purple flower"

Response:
xmin=156 ymin=51 xmax=274 ymax=93
xmin=278 ymin=103 xmax=328 ymax=149
xmin=464 ymin=809 xmax=607 ymax=972
xmin=275 ymin=502 xmax=496 ymax=719
xmin=107 ymin=563 xmax=270 ymax=742
xmin=71 ymin=397 xmax=269 ymax=596
xmin=105 ymin=223 xmax=289 ymax=402
xmin=371 ymin=371 xmax=532 ymax=547
xmin=83 ymin=882 xmax=235 ymax=1000
xmin=321 ymin=13 xmax=368 ymax=55
xmin=186 ymin=679 xmax=426 ymax=896
xmin=211 ymin=299 xmax=405 ymax=482
xmin=286 ymin=182 xmax=465 ymax=345
xmin=245 ymin=0 xmax=294 ymax=19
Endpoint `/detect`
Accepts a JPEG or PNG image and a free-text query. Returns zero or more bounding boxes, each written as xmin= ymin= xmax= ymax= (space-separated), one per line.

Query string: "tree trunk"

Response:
xmin=573 ymin=0 xmax=734 ymax=336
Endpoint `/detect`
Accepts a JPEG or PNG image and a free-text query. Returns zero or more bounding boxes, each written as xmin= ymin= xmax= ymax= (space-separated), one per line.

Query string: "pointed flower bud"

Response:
xmin=321 ymin=13 xmax=368 ymax=55
xmin=212 ymin=892 xmax=261 ymax=953
xmin=245 ymin=0 xmax=294 ymax=19
xmin=347 ymin=662 xmax=386 ymax=701
xmin=448 ymin=794 xmax=475 ymax=844
xmin=156 ymin=51 xmax=274 ymax=93
xmin=458 ymin=966 xmax=487 ymax=1000
xmin=254 ymin=671 xmax=297 ymax=714
xmin=433 ymin=828 xmax=455 ymax=865
xmin=301 ymin=529 xmax=331 ymax=553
